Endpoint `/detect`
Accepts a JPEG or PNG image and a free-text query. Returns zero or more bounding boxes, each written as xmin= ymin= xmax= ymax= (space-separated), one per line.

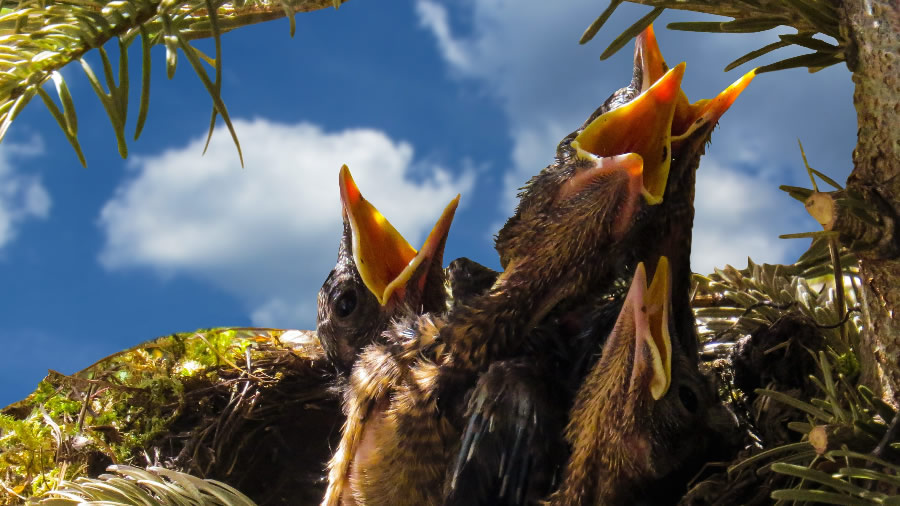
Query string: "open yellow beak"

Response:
xmin=671 ymin=70 xmax=756 ymax=146
xmin=634 ymin=25 xmax=756 ymax=147
xmin=572 ymin=63 xmax=684 ymax=205
xmin=339 ymin=165 xmax=459 ymax=306
xmin=625 ymin=256 xmax=672 ymax=401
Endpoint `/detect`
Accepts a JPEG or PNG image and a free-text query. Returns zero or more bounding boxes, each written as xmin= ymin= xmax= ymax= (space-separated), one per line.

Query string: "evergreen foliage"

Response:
xmin=0 ymin=0 xmax=342 ymax=166
xmin=581 ymin=1 xmax=847 ymax=74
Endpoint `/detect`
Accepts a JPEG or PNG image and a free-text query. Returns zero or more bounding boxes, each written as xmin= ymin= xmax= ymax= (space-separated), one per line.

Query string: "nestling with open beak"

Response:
xmin=547 ymin=258 xmax=721 ymax=506
xmin=322 ymin=26 xmax=755 ymax=506
xmin=322 ymin=64 xmax=686 ymax=506
xmin=449 ymin=26 xmax=755 ymax=505
xmin=317 ymin=165 xmax=459 ymax=372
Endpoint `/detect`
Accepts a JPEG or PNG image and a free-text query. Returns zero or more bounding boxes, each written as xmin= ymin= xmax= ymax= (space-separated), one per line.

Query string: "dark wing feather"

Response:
xmin=444 ymin=359 xmax=565 ymax=506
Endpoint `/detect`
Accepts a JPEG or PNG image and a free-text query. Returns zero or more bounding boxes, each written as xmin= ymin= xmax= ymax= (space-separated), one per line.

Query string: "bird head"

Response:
xmin=560 ymin=257 xmax=717 ymax=504
xmin=317 ymin=165 xmax=459 ymax=371
xmin=495 ymin=61 xmax=684 ymax=269
xmin=628 ymin=24 xmax=755 ymax=359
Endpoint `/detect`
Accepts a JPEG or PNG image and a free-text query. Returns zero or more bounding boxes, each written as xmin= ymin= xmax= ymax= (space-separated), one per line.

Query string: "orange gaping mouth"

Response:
xmin=568 ymin=24 xmax=755 ymax=206
xmin=627 ymin=256 xmax=672 ymax=401
xmin=339 ymin=165 xmax=459 ymax=306
xmin=571 ymin=63 xmax=683 ymax=205
xmin=637 ymin=24 xmax=756 ymax=147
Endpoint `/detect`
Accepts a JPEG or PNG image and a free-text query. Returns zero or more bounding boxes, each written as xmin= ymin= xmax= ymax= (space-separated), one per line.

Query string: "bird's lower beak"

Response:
xmin=633 ymin=24 xmax=756 ymax=146
xmin=385 ymin=193 xmax=459 ymax=305
xmin=671 ymin=69 xmax=755 ymax=147
xmin=621 ymin=256 xmax=672 ymax=401
xmin=571 ymin=63 xmax=684 ymax=205
xmin=339 ymin=165 xmax=458 ymax=306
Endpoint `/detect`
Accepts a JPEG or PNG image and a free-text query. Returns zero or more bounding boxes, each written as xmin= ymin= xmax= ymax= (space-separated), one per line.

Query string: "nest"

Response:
xmin=1 ymin=328 xmax=342 ymax=505
xmin=2 ymin=243 xmax=899 ymax=505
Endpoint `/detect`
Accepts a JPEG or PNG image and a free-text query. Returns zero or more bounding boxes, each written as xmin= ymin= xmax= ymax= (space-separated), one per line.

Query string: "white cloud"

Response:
xmin=415 ymin=0 xmax=471 ymax=72
xmin=692 ymin=159 xmax=804 ymax=274
xmin=98 ymin=118 xmax=473 ymax=327
xmin=0 ymin=136 xmax=51 ymax=250
xmin=415 ymin=0 xmax=855 ymax=266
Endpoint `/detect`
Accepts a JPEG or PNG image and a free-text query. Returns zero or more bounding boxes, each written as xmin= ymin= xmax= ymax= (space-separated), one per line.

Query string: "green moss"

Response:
xmin=1 ymin=327 xmax=297 ymax=504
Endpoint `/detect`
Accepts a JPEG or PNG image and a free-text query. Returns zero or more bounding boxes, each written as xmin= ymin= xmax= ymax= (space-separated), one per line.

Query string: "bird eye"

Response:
xmin=334 ymin=289 xmax=358 ymax=319
xmin=679 ymin=385 xmax=699 ymax=413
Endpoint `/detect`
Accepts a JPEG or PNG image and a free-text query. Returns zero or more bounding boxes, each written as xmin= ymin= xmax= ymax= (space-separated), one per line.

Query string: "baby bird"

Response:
xmin=547 ymin=257 xmax=717 ymax=506
xmin=317 ymin=165 xmax=459 ymax=372
xmin=323 ymin=25 xmax=756 ymax=506
xmin=322 ymin=66 xmax=684 ymax=501
xmin=448 ymin=26 xmax=755 ymax=505
xmin=627 ymin=24 xmax=755 ymax=358
xmin=543 ymin=28 xmax=755 ymax=505
xmin=447 ymin=61 xmax=686 ymax=372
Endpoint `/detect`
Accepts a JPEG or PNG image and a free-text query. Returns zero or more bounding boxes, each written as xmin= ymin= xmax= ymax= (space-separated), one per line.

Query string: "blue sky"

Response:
xmin=0 ymin=0 xmax=856 ymax=407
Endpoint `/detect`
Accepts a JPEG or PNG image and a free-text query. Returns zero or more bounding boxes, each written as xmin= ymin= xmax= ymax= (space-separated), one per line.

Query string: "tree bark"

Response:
xmin=842 ymin=0 xmax=900 ymax=406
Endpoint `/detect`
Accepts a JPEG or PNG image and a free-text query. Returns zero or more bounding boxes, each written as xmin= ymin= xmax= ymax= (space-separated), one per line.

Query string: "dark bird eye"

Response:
xmin=334 ymin=289 xmax=358 ymax=318
xmin=679 ymin=385 xmax=699 ymax=413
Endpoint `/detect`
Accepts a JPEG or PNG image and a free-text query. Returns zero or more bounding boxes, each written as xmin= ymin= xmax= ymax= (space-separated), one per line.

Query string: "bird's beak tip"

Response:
xmin=623 ymin=256 xmax=672 ymax=401
xmin=337 ymin=164 xmax=417 ymax=306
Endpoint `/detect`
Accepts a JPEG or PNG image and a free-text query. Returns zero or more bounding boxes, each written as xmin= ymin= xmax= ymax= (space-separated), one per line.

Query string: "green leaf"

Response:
xmin=599 ymin=7 xmax=663 ymax=60
xmin=780 ymin=184 xmax=814 ymax=202
xmin=720 ymin=16 xmax=785 ymax=33
xmin=784 ymin=0 xmax=840 ymax=38
xmin=727 ymin=442 xmax=812 ymax=475
xmin=0 ymin=85 xmax=36 ymax=143
xmin=725 ymin=40 xmax=790 ymax=71
xmin=202 ymin=0 xmax=222 ymax=156
xmin=757 ymin=388 xmax=832 ymax=421
xmin=667 ymin=21 xmax=728 ymax=33
xmin=694 ymin=307 xmax=748 ymax=318
xmin=771 ymin=463 xmax=873 ymax=497
xmin=797 ymin=138 xmax=819 ymax=190
xmin=811 ymin=169 xmax=843 ymax=190
xmin=829 ymin=449 xmax=900 ymax=473
xmin=779 ymin=32 xmax=841 ymax=53
xmin=162 ymin=15 xmax=178 ymax=79
xmin=81 ymin=54 xmax=127 ymax=158
xmin=770 ymin=488 xmax=872 ymax=505
xmin=50 ymin=71 xmax=77 ymax=135
xmin=281 ymin=0 xmax=295 ymax=38
xmin=838 ymin=466 xmax=900 ymax=487
xmin=580 ymin=0 xmax=623 ymax=45
xmin=756 ymin=51 xmax=844 ymax=74
xmin=174 ymin=30 xmax=243 ymax=166
xmin=134 ymin=25 xmax=151 ymax=140
xmin=37 ymin=86 xmax=86 ymax=167
xmin=117 ymin=38 xmax=129 ymax=124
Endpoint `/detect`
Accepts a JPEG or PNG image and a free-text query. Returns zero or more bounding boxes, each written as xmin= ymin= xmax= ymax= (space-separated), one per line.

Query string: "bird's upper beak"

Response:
xmin=571 ymin=62 xmax=683 ymax=206
xmin=636 ymin=24 xmax=756 ymax=147
xmin=339 ymin=165 xmax=459 ymax=306
xmin=569 ymin=25 xmax=754 ymax=207
xmin=607 ymin=256 xmax=672 ymax=401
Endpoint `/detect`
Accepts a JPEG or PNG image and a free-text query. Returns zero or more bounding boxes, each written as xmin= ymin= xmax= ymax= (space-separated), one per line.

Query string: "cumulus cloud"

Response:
xmin=415 ymin=0 xmax=855 ymax=266
xmin=692 ymin=158 xmax=805 ymax=274
xmin=0 ymin=136 xmax=51 ymax=250
xmin=99 ymin=118 xmax=473 ymax=328
xmin=415 ymin=0 xmax=471 ymax=71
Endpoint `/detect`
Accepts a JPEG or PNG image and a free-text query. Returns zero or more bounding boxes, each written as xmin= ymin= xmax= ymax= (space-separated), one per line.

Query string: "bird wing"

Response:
xmin=445 ymin=359 xmax=566 ymax=506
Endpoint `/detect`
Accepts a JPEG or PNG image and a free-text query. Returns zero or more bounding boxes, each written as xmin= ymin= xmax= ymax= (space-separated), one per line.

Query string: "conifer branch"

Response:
xmin=582 ymin=1 xmax=847 ymax=74
xmin=0 ymin=0 xmax=345 ymax=166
